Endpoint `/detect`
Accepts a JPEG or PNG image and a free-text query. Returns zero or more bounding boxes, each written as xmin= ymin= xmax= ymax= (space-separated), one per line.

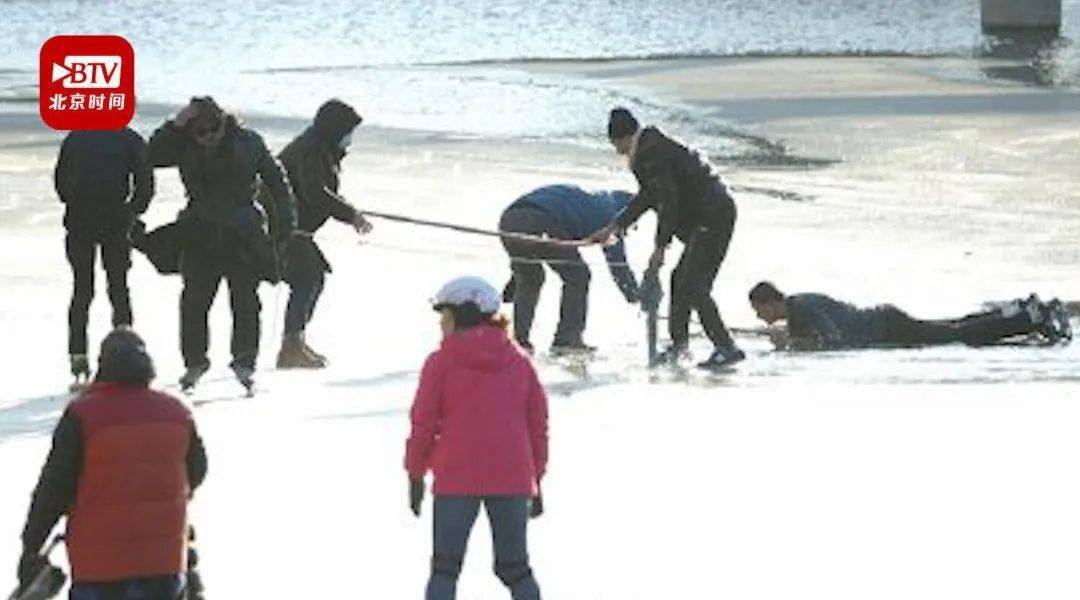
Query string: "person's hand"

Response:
xmin=173 ymin=100 xmax=201 ymax=128
xmin=17 ymin=550 xmax=42 ymax=590
xmin=352 ymin=212 xmax=373 ymax=236
xmin=766 ymin=326 xmax=790 ymax=350
xmin=530 ymin=490 xmax=544 ymax=519
xmin=647 ymin=247 xmax=665 ymax=272
xmin=409 ymin=477 xmax=425 ymax=517
xmin=586 ymin=224 xmax=617 ymax=246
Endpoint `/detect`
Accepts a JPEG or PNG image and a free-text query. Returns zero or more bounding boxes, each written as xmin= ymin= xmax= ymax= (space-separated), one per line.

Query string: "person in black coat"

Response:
xmin=55 ymin=128 xmax=154 ymax=382
xmin=274 ymin=99 xmax=371 ymax=368
xmin=147 ymin=97 xmax=297 ymax=390
xmin=589 ymin=108 xmax=745 ymax=369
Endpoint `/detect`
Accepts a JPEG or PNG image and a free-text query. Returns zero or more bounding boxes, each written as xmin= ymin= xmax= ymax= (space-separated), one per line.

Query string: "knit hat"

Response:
xmin=607 ymin=107 xmax=639 ymax=140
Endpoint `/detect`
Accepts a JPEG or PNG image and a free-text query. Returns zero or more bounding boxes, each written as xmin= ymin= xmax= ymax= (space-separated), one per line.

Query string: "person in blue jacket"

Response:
xmin=499 ymin=185 xmax=639 ymax=354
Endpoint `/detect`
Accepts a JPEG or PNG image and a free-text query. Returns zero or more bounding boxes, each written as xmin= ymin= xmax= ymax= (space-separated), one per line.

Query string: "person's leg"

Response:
xmin=548 ymin=250 xmax=590 ymax=348
xmin=667 ymin=247 xmax=693 ymax=350
xmin=180 ymin=250 xmax=223 ymax=369
xmin=500 ymin=207 xmax=549 ymax=351
xmin=426 ymin=496 xmax=483 ymax=600
xmin=65 ymin=231 xmax=96 ymax=358
xmin=484 ymin=496 xmax=541 ymax=600
xmin=100 ymin=229 xmax=133 ymax=327
xmin=881 ymin=306 xmax=961 ymax=346
xmin=681 ymin=220 xmax=738 ymax=353
xmin=957 ymin=311 xmax=1041 ymax=346
xmin=225 ymin=257 xmax=262 ymax=372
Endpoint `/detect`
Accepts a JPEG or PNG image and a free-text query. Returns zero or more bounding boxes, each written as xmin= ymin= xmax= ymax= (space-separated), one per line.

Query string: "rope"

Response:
xmin=324 ymin=187 xmax=591 ymax=248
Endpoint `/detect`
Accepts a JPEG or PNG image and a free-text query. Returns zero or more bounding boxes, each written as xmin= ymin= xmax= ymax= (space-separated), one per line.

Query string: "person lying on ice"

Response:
xmin=16 ymin=328 xmax=208 ymax=600
xmin=274 ymin=99 xmax=372 ymax=369
xmin=499 ymin=184 xmax=639 ymax=355
xmin=747 ymin=281 xmax=1072 ymax=351
xmin=405 ymin=276 xmax=548 ymax=600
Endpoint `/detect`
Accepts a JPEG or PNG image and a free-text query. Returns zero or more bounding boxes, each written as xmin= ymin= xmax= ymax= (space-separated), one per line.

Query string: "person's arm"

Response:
xmin=186 ymin=421 xmax=208 ymax=493
xmin=526 ymin=365 xmax=549 ymax=484
xmin=638 ymin=153 xmax=681 ymax=250
xmin=252 ymin=133 xmax=298 ymax=239
xmin=613 ymin=191 xmax=650 ymax=232
xmin=147 ymin=121 xmax=189 ymax=168
xmin=304 ymin=152 xmax=358 ymax=225
xmin=21 ymin=408 xmax=82 ymax=555
xmin=603 ymin=239 xmax=638 ymax=302
xmin=789 ymin=304 xmax=843 ymax=350
xmin=404 ymin=353 xmax=443 ymax=481
xmin=126 ymin=129 xmax=155 ymax=216
xmin=53 ymin=135 xmax=73 ymax=203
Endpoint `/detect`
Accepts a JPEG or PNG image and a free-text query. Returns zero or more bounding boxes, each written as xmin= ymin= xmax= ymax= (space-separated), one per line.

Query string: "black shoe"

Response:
xmin=550 ymin=342 xmax=597 ymax=357
xmin=697 ymin=347 xmax=746 ymax=370
xmin=70 ymin=354 xmax=90 ymax=378
xmin=180 ymin=363 xmax=210 ymax=391
xmin=232 ymin=365 xmax=255 ymax=391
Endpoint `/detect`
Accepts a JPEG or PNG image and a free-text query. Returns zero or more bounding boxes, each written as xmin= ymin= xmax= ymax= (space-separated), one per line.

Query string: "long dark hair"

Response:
xmin=95 ymin=328 xmax=156 ymax=386
xmin=446 ymin=302 xmax=510 ymax=333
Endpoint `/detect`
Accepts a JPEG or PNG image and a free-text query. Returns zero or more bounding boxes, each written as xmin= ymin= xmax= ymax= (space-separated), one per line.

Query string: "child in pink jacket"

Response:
xmin=405 ymin=275 xmax=548 ymax=600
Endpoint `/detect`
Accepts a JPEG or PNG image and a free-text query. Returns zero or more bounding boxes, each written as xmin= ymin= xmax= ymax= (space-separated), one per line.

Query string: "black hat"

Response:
xmin=97 ymin=327 xmax=155 ymax=385
xmin=314 ymin=99 xmax=363 ymax=142
xmin=607 ymin=107 xmax=639 ymax=140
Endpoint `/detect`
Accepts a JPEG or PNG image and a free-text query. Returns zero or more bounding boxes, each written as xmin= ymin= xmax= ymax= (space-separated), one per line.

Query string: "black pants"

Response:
xmin=66 ymin=228 xmax=132 ymax=355
xmin=180 ymin=241 xmax=261 ymax=370
xmin=881 ymin=305 xmax=1040 ymax=347
xmin=500 ymin=205 xmax=590 ymax=348
xmin=669 ymin=191 xmax=737 ymax=350
xmin=283 ymin=236 xmax=328 ymax=336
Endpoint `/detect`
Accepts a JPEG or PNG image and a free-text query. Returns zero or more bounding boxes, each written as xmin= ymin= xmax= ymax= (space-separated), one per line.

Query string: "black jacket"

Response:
xmin=20 ymin=405 xmax=207 ymax=554
xmin=146 ymin=118 xmax=297 ymax=281
xmin=615 ymin=126 xmax=733 ymax=248
xmin=278 ymin=100 xmax=362 ymax=234
xmin=54 ymin=128 xmax=155 ymax=232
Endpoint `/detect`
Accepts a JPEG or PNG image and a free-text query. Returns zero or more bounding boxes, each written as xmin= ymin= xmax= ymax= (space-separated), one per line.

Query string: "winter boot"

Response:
xmin=300 ymin=333 xmax=328 ymax=367
xmin=652 ymin=343 xmax=690 ymax=367
xmin=550 ymin=339 xmax=597 ymax=358
xmin=179 ymin=363 xmax=210 ymax=392
xmin=277 ymin=335 xmax=324 ymax=369
xmin=232 ymin=364 xmax=256 ymax=396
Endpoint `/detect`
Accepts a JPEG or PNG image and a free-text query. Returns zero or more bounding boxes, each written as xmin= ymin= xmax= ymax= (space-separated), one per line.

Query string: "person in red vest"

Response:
xmin=405 ymin=276 xmax=548 ymax=600
xmin=16 ymin=328 xmax=208 ymax=600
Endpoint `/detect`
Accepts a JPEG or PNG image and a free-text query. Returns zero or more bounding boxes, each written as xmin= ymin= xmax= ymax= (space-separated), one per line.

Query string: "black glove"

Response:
xmin=621 ymin=284 xmax=639 ymax=304
xmin=530 ymin=491 xmax=544 ymax=519
xmin=17 ymin=550 xmax=43 ymax=590
xmin=409 ymin=478 xmax=425 ymax=517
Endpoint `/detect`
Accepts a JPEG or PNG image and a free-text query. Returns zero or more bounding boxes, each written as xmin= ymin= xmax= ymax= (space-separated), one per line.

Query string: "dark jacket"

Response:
xmin=278 ymin=100 xmax=362 ymax=234
xmin=54 ymin=128 xmax=154 ymax=232
xmin=21 ymin=383 xmax=207 ymax=582
xmin=511 ymin=185 xmax=637 ymax=297
xmin=786 ymin=293 xmax=889 ymax=350
xmin=146 ymin=118 xmax=297 ymax=281
xmin=615 ymin=126 xmax=733 ymax=248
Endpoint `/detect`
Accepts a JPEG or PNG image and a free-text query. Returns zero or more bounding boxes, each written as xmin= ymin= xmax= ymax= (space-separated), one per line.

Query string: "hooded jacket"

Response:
xmin=405 ymin=326 xmax=548 ymax=496
xmin=277 ymin=100 xmax=362 ymax=233
xmin=509 ymin=184 xmax=638 ymax=299
xmin=615 ymin=126 xmax=734 ymax=248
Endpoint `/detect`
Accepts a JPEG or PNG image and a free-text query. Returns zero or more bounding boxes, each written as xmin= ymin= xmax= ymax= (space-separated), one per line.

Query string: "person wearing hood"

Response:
xmin=147 ymin=97 xmax=297 ymax=391
xmin=16 ymin=328 xmax=207 ymax=600
xmin=588 ymin=107 xmax=745 ymax=369
xmin=54 ymin=128 xmax=155 ymax=384
xmin=405 ymin=276 xmax=547 ymax=600
xmin=274 ymin=99 xmax=371 ymax=369
xmin=499 ymin=184 xmax=639 ymax=355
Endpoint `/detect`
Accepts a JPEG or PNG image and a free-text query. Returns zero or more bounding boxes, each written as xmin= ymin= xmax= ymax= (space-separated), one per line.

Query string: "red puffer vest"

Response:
xmin=66 ymin=382 xmax=193 ymax=582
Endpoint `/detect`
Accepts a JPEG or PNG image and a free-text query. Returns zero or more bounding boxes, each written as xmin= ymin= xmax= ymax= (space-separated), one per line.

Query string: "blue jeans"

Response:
xmin=426 ymin=496 xmax=541 ymax=600
xmin=69 ymin=575 xmax=185 ymax=600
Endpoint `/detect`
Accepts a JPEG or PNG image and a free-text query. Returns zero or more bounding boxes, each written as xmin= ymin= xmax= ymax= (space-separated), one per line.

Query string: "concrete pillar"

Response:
xmin=981 ymin=0 xmax=1061 ymax=31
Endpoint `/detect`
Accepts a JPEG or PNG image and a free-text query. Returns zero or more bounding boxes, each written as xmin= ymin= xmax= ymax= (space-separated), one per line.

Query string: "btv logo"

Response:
xmin=51 ymin=56 xmax=123 ymax=89
xmin=40 ymin=35 xmax=134 ymax=130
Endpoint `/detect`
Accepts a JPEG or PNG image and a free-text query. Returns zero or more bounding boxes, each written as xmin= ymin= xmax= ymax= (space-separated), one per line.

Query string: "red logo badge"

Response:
xmin=39 ymin=35 xmax=135 ymax=130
